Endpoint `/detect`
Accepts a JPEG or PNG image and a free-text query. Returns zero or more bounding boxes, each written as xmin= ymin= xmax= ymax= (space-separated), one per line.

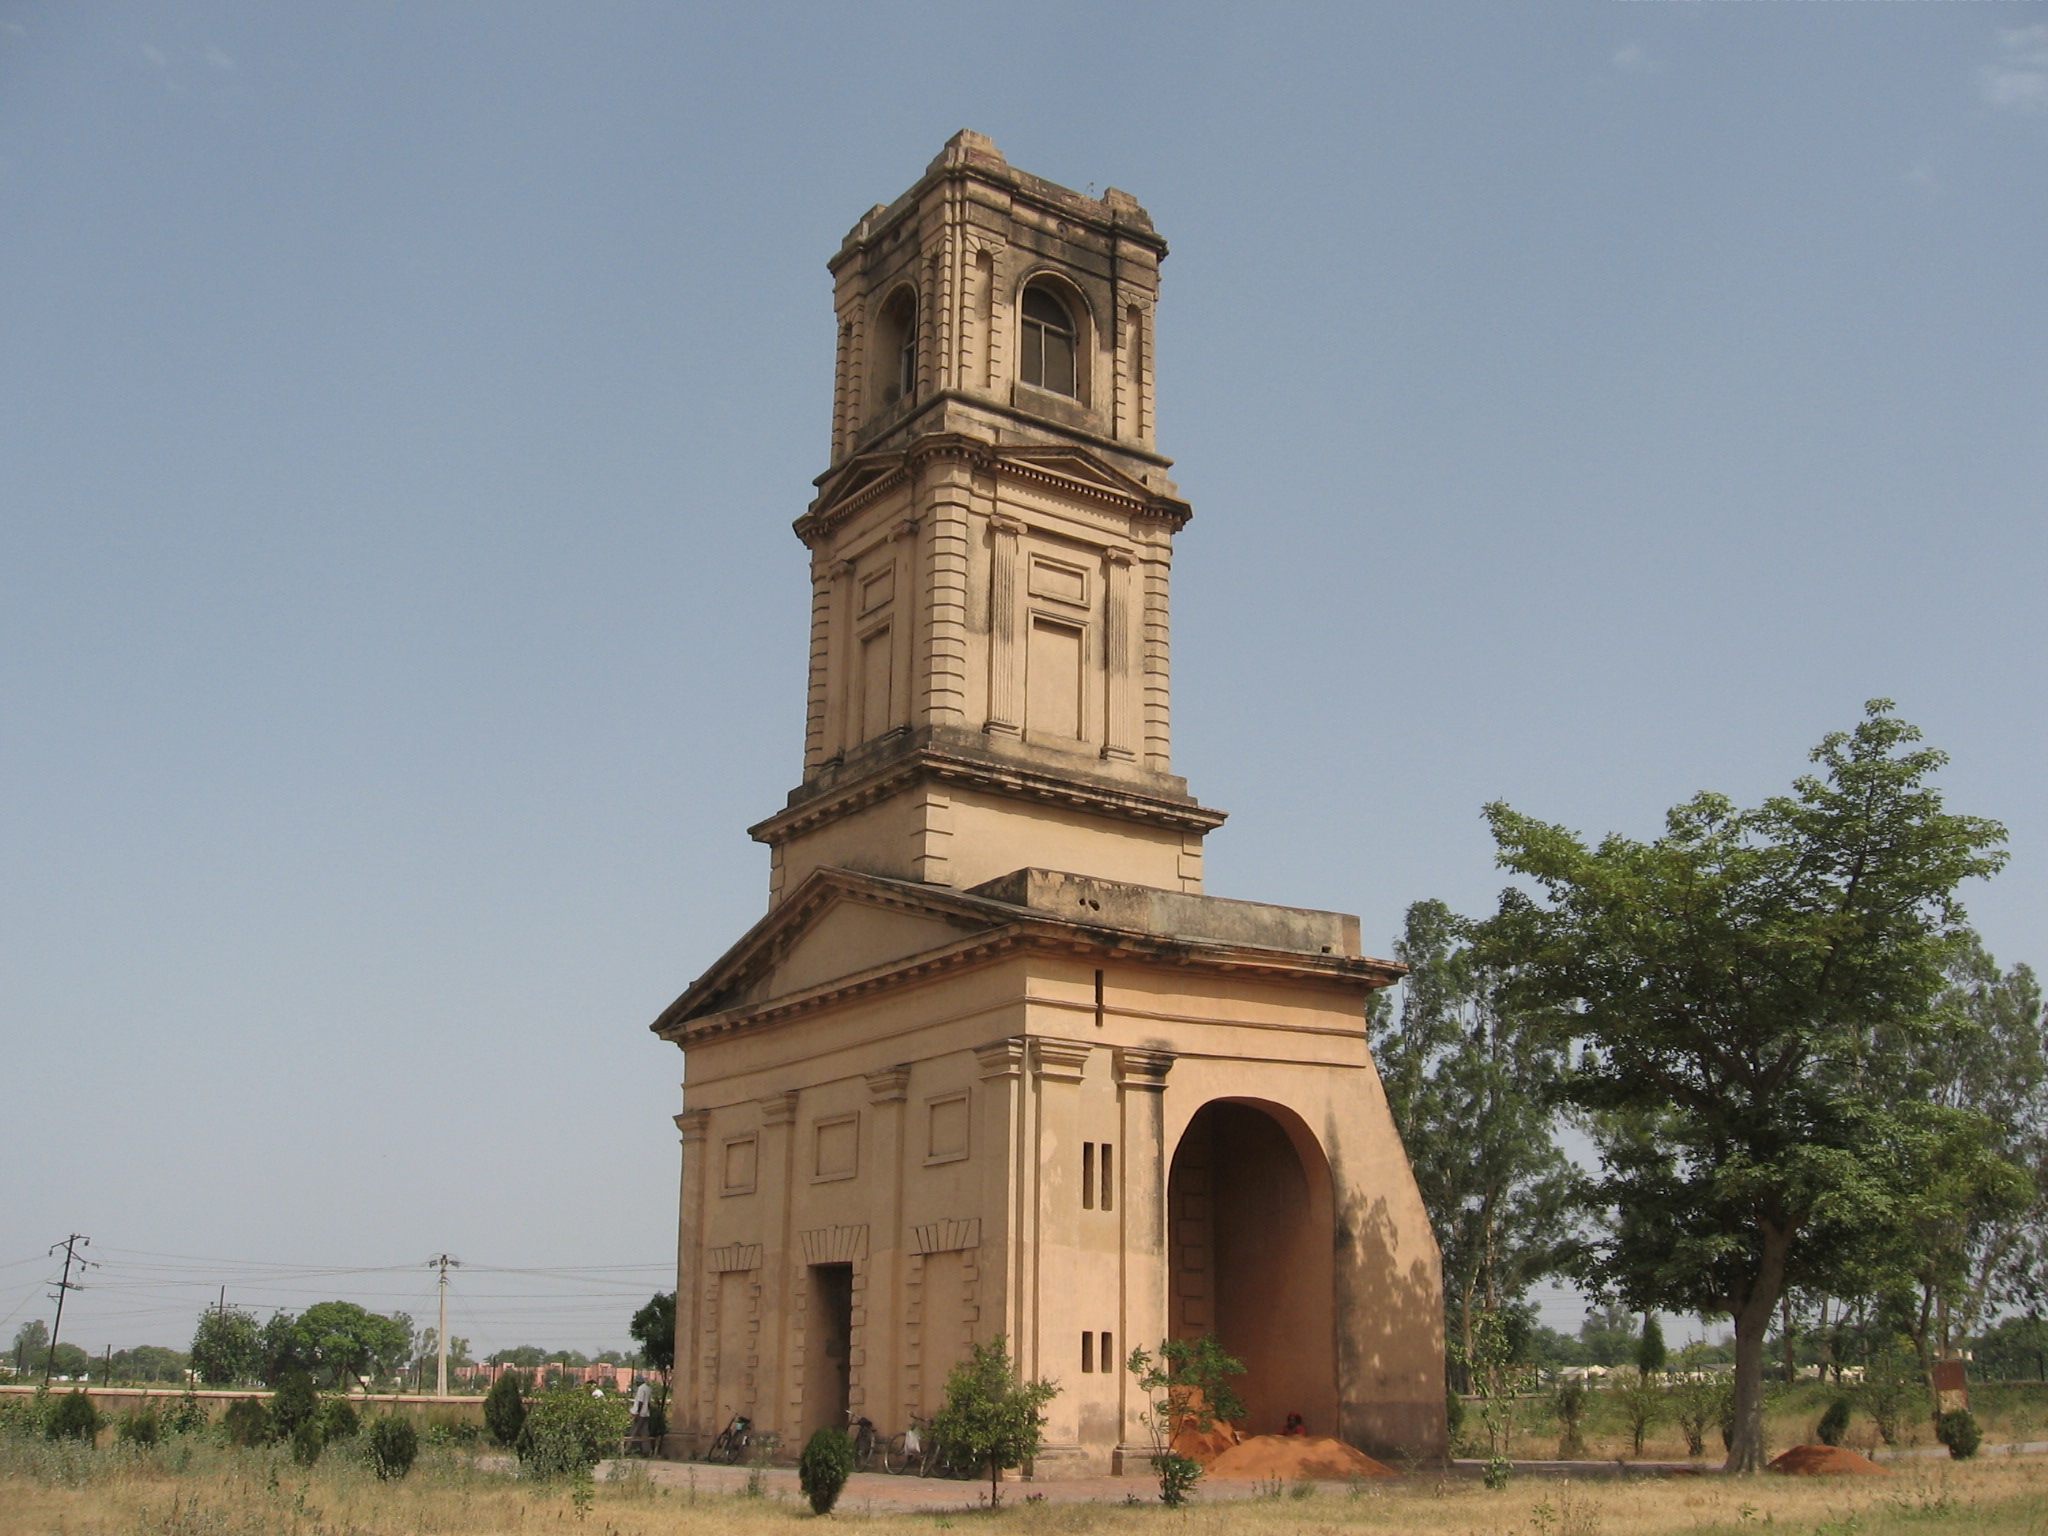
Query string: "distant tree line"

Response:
xmin=1375 ymin=702 xmax=2045 ymax=1473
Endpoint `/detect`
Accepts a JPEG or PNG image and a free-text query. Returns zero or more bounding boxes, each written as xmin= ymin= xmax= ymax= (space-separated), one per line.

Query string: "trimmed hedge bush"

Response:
xmin=45 ymin=1391 xmax=100 ymax=1443
xmin=222 ymin=1398 xmax=272 ymax=1446
xmin=368 ymin=1415 xmax=419 ymax=1480
xmin=799 ymin=1427 xmax=855 ymax=1515
xmin=316 ymin=1397 xmax=359 ymax=1442
xmin=484 ymin=1371 xmax=527 ymax=1447
xmin=1936 ymin=1409 xmax=1981 ymax=1460
xmin=1816 ymin=1398 xmax=1851 ymax=1446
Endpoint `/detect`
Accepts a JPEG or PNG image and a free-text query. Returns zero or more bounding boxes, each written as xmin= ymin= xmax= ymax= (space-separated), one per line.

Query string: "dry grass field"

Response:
xmin=3 ymin=1437 xmax=2046 ymax=1536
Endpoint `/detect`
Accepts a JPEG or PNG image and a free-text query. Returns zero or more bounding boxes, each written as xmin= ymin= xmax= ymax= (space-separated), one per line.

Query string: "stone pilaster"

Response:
xmin=1112 ymin=1047 xmax=1173 ymax=1467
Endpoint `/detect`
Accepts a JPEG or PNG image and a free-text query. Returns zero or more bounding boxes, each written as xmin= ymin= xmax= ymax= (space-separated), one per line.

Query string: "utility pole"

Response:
xmin=425 ymin=1255 xmax=460 ymax=1398
xmin=44 ymin=1235 xmax=96 ymax=1385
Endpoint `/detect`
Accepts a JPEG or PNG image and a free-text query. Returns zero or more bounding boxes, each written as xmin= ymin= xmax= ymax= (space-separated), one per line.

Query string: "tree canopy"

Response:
xmin=628 ymin=1292 xmax=675 ymax=1378
xmin=1481 ymin=701 xmax=2012 ymax=1471
xmin=261 ymin=1302 xmax=412 ymax=1389
xmin=1371 ymin=898 xmax=1579 ymax=1386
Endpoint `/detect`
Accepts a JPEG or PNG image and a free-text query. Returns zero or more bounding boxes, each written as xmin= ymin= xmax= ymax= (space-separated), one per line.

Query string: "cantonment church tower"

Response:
xmin=652 ymin=132 xmax=1444 ymax=1471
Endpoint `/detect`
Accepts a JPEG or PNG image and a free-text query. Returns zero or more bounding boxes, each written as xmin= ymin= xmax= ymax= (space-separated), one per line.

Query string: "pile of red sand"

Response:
xmin=1204 ymin=1435 xmax=1398 ymax=1480
xmin=1768 ymin=1445 xmax=1892 ymax=1476
xmin=1170 ymin=1419 xmax=1240 ymax=1465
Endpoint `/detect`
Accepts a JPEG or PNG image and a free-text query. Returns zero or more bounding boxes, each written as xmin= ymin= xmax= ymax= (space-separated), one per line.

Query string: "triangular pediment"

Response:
xmin=653 ymin=869 xmax=1013 ymax=1030
xmin=994 ymin=445 xmax=1155 ymax=501
xmin=810 ymin=455 xmax=905 ymax=518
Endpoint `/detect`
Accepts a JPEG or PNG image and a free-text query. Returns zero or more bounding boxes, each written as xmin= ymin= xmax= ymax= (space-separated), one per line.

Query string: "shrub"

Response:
xmin=798 ymin=1427 xmax=855 ymax=1515
xmin=1153 ymin=1452 xmax=1203 ymax=1508
xmin=316 ymin=1397 xmax=359 ymax=1442
xmin=290 ymin=1418 xmax=324 ymax=1466
xmin=516 ymin=1388 xmax=630 ymax=1480
xmin=163 ymin=1388 xmax=210 ymax=1436
xmin=116 ymin=1405 xmax=162 ymax=1446
xmin=0 ymin=1391 xmax=46 ymax=1439
xmin=484 ymin=1370 xmax=527 ymax=1446
xmin=931 ymin=1337 xmax=1058 ymax=1509
xmin=1551 ymin=1380 xmax=1586 ymax=1459
xmin=1816 ymin=1397 xmax=1851 ymax=1447
xmin=1613 ymin=1367 xmax=1664 ymax=1456
xmin=1936 ymin=1409 xmax=1980 ymax=1460
xmin=45 ymin=1391 xmax=99 ymax=1443
xmin=368 ymin=1415 xmax=419 ymax=1480
xmin=270 ymin=1370 xmax=319 ymax=1440
xmin=1862 ymin=1349 xmax=1924 ymax=1448
xmin=1446 ymin=1387 xmax=1467 ymax=1448
xmin=222 ymin=1397 xmax=272 ymax=1446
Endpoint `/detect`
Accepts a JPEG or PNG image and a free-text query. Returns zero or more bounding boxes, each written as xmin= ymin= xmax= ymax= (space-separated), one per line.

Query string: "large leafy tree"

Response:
xmin=11 ymin=1320 xmax=50 ymax=1375
xmin=1920 ymin=940 xmax=2047 ymax=1334
xmin=262 ymin=1302 xmax=413 ymax=1389
xmin=628 ymin=1292 xmax=675 ymax=1380
xmin=1482 ymin=702 xmax=2010 ymax=1471
xmin=190 ymin=1306 xmax=264 ymax=1385
xmin=1372 ymin=899 xmax=1579 ymax=1386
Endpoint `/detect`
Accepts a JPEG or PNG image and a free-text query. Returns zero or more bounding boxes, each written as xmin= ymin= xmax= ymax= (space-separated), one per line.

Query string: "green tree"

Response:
xmin=1481 ymin=702 xmax=2011 ymax=1471
xmin=930 ymin=1336 xmax=1059 ymax=1508
xmin=110 ymin=1345 xmax=188 ymax=1384
xmin=191 ymin=1307 xmax=264 ymax=1385
xmin=1126 ymin=1335 xmax=1247 ymax=1506
xmin=47 ymin=1343 xmax=89 ymax=1379
xmin=263 ymin=1303 xmax=412 ymax=1390
xmin=484 ymin=1369 xmax=528 ymax=1446
xmin=11 ymin=1320 xmax=50 ymax=1376
xmin=1891 ymin=939 xmax=2047 ymax=1368
xmin=628 ymin=1292 xmax=675 ymax=1380
xmin=270 ymin=1370 xmax=320 ymax=1440
xmin=1372 ymin=899 xmax=1580 ymax=1389
xmin=1636 ymin=1315 xmax=1667 ymax=1377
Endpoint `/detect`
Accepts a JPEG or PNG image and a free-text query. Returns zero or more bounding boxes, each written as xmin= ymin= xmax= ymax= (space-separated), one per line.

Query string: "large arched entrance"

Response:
xmin=1167 ymin=1099 xmax=1339 ymax=1437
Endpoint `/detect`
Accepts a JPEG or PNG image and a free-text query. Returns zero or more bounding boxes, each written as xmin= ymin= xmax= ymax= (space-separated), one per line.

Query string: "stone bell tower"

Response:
xmin=653 ymin=132 xmax=1445 ymax=1473
xmin=759 ymin=128 xmax=1220 ymax=908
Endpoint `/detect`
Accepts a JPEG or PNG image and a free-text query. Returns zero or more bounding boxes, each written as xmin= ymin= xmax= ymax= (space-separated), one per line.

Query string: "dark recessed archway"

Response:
xmin=1167 ymin=1099 xmax=1339 ymax=1437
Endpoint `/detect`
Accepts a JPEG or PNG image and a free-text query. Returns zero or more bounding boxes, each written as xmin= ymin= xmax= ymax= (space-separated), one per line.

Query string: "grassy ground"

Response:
xmin=3 ymin=1436 xmax=2047 ymax=1536
xmin=1475 ymin=1380 xmax=2048 ymax=1462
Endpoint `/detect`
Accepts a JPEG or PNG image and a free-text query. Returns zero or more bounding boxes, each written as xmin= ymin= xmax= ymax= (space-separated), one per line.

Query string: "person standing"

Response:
xmin=628 ymin=1377 xmax=654 ymax=1454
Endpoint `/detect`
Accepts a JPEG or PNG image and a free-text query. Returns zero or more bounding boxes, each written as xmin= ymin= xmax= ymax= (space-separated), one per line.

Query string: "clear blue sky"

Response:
xmin=3 ymin=3 xmax=2043 ymax=1356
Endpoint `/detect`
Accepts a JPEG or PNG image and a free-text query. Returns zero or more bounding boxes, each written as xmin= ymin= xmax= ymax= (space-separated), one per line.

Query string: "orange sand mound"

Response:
xmin=1768 ymin=1444 xmax=1892 ymax=1476
xmin=1170 ymin=1420 xmax=1240 ymax=1465
xmin=1204 ymin=1435 xmax=1397 ymax=1480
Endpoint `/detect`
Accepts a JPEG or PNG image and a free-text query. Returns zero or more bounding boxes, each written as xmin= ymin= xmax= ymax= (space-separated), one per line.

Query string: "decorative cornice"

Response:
xmin=750 ymin=745 xmax=1227 ymax=848
xmin=1113 ymin=1047 xmax=1175 ymax=1091
xmin=650 ymin=866 xmax=1402 ymax=1048
xmin=866 ymin=1064 xmax=914 ymax=1104
xmin=760 ymin=1089 xmax=800 ymax=1127
xmin=675 ymin=1108 xmax=712 ymax=1143
xmin=798 ymin=434 xmax=1184 ymax=547
xmin=1032 ymin=1038 xmax=1092 ymax=1083
xmin=975 ymin=1037 xmax=1027 ymax=1081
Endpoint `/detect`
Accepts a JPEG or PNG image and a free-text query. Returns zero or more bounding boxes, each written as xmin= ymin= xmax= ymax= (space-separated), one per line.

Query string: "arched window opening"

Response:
xmin=1020 ymin=283 xmax=1079 ymax=398
xmin=877 ymin=287 xmax=918 ymax=408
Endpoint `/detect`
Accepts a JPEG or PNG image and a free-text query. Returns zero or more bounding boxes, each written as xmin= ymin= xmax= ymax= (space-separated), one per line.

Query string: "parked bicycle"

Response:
xmin=847 ymin=1411 xmax=881 ymax=1471
xmin=706 ymin=1410 xmax=753 ymax=1465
